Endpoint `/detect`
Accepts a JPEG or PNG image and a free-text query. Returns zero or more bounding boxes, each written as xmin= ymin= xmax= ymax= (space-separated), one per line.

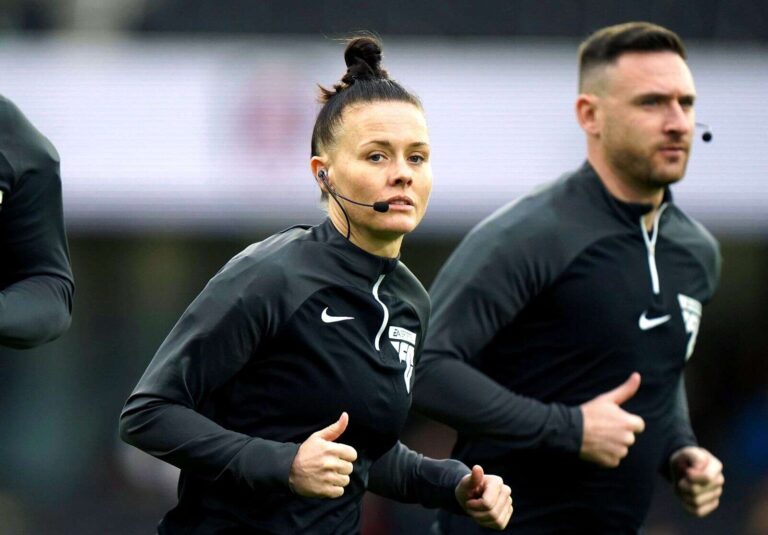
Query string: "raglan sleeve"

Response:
xmin=0 ymin=100 xmax=74 ymax=348
xmin=659 ymin=232 xmax=720 ymax=477
xmin=412 ymin=217 xmax=583 ymax=454
xmin=118 ymin=254 xmax=299 ymax=491
xmin=659 ymin=375 xmax=698 ymax=479
xmin=367 ymin=441 xmax=470 ymax=513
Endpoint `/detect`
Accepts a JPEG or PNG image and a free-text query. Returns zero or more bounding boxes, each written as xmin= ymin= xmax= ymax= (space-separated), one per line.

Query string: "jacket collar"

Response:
xmin=575 ymin=160 xmax=674 ymax=227
xmin=316 ymin=218 xmax=400 ymax=275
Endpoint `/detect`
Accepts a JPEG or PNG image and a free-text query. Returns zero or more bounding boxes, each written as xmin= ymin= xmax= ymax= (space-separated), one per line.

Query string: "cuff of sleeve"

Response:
xmin=237 ymin=438 xmax=300 ymax=491
xmin=442 ymin=461 xmax=472 ymax=515
xmin=547 ymin=404 xmax=583 ymax=455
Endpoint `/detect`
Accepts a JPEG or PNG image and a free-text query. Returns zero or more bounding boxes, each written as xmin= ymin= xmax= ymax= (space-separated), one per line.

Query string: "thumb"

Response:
xmin=603 ymin=372 xmax=641 ymax=405
xmin=682 ymin=447 xmax=709 ymax=472
xmin=463 ymin=465 xmax=485 ymax=497
xmin=315 ymin=412 xmax=349 ymax=442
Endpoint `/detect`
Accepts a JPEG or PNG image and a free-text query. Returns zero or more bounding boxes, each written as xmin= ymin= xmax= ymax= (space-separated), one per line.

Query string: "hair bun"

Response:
xmin=342 ymin=36 xmax=388 ymax=84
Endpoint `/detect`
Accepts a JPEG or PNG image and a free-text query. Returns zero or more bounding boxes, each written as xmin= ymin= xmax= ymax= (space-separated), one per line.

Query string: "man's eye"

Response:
xmin=641 ymin=97 xmax=661 ymax=106
xmin=409 ymin=154 xmax=425 ymax=164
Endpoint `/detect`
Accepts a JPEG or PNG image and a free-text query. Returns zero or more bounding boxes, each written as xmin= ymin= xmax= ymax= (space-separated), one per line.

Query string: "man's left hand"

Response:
xmin=670 ymin=446 xmax=724 ymax=517
xmin=455 ymin=465 xmax=513 ymax=530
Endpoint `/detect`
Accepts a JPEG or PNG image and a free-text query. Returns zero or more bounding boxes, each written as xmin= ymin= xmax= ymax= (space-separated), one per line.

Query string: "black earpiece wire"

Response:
xmin=318 ymin=170 xmax=353 ymax=240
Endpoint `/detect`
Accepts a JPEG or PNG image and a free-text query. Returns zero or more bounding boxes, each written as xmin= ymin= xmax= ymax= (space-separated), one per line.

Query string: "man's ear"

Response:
xmin=575 ymin=93 xmax=601 ymax=138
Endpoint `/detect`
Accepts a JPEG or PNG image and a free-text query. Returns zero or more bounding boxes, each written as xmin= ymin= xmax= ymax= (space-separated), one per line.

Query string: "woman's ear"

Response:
xmin=310 ymin=156 xmax=330 ymax=192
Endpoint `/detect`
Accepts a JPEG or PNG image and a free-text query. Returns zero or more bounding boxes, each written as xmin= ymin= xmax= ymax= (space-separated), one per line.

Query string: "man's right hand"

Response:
xmin=289 ymin=412 xmax=358 ymax=498
xmin=579 ymin=373 xmax=645 ymax=467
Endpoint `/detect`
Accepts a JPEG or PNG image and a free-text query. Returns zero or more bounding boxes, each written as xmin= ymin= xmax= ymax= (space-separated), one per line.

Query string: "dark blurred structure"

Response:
xmin=2 ymin=1 xmax=767 ymax=40
xmin=135 ymin=0 xmax=768 ymax=41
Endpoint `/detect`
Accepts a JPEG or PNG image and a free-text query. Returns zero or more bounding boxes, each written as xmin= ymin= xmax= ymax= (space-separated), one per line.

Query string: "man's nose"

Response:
xmin=664 ymin=102 xmax=693 ymax=136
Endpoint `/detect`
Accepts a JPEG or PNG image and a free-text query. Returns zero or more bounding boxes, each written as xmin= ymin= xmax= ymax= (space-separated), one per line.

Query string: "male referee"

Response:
xmin=0 ymin=95 xmax=73 ymax=348
xmin=414 ymin=22 xmax=724 ymax=533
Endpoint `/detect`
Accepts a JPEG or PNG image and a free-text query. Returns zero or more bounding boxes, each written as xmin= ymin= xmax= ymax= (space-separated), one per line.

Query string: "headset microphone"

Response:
xmin=695 ymin=122 xmax=713 ymax=142
xmin=371 ymin=201 xmax=391 ymax=213
xmin=317 ymin=170 xmax=390 ymax=213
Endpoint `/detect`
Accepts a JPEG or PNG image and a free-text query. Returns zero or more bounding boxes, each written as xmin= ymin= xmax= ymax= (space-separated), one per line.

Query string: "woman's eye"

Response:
xmin=369 ymin=154 xmax=384 ymax=162
xmin=409 ymin=154 xmax=425 ymax=164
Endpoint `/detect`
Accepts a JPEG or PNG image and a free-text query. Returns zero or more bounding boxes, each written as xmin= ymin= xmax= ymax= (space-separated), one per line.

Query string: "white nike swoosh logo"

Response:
xmin=321 ymin=307 xmax=354 ymax=324
xmin=638 ymin=311 xmax=671 ymax=330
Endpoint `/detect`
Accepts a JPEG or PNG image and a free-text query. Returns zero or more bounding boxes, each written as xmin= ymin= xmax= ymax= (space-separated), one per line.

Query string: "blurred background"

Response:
xmin=0 ymin=1 xmax=766 ymax=533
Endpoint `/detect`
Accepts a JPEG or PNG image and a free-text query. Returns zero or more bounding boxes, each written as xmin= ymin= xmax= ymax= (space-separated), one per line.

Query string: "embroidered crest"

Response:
xmin=678 ymin=294 xmax=702 ymax=360
xmin=389 ymin=326 xmax=416 ymax=393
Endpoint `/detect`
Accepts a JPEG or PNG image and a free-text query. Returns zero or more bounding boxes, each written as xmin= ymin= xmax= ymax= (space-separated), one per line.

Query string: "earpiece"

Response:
xmin=317 ymin=169 xmax=334 ymax=191
xmin=317 ymin=169 xmax=336 ymax=194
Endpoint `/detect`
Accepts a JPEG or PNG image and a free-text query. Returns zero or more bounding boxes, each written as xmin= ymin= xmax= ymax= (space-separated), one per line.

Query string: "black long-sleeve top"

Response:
xmin=0 ymin=95 xmax=74 ymax=349
xmin=414 ymin=162 xmax=720 ymax=533
xmin=120 ymin=219 xmax=468 ymax=534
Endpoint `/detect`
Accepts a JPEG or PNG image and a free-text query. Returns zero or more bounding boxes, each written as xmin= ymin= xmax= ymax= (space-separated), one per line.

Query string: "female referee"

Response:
xmin=119 ymin=35 xmax=512 ymax=534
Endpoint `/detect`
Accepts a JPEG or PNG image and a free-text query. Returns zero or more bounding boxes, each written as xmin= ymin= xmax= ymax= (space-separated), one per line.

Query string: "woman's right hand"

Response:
xmin=289 ymin=412 xmax=358 ymax=498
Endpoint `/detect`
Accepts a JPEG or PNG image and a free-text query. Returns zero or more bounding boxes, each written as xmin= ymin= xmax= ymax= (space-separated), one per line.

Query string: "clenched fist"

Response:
xmin=455 ymin=465 xmax=513 ymax=530
xmin=670 ymin=446 xmax=724 ymax=517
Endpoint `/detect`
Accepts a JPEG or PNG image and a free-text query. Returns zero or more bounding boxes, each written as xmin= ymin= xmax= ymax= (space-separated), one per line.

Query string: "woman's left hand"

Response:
xmin=454 ymin=465 xmax=513 ymax=530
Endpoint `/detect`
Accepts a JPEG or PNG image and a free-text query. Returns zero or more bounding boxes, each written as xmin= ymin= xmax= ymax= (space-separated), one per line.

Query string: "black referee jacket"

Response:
xmin=120 ymin=219 xmax=468 ymax=534
xmin=0 ymin=95 xmax=73 ymax=348
xmin=414 ymin=161 xmax=721 ymax=533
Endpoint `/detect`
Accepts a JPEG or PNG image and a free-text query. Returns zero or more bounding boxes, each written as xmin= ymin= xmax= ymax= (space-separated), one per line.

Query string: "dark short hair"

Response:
xmin=310 ymin=34 xmax=422 ymax=158
xmin=578 ymin=22 xmax=687 ymax=91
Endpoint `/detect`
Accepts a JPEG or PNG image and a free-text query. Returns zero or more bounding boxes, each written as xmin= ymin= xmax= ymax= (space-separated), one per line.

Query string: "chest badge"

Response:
xmin=389 ymin=326 xmax=416 ymax=393
xmin=678 ymin=294 xmax=702 ymax=360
